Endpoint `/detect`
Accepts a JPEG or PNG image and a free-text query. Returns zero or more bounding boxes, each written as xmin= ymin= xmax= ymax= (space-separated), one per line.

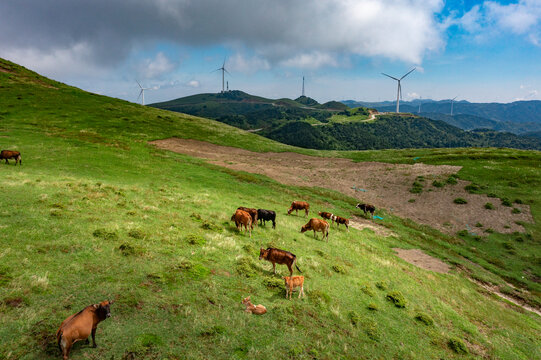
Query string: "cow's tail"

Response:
xmin=57 ymin=330 xmax=63 ymax=354
xmin=294 ymin=257 xmax=302 ymax=273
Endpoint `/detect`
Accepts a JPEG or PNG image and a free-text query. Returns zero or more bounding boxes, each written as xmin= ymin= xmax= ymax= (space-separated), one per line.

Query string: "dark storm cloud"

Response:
xmin=0 ymin=0 xmax=445 ymax=66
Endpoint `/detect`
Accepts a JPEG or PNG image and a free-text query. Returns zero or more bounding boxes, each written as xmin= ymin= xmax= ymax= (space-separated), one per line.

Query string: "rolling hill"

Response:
xmin=0 ymin=57 xmax=540 ymax=359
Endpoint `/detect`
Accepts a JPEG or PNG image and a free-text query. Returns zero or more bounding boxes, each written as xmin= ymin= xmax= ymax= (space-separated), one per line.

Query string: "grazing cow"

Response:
xmin=287 ymin=201 xmax=309 ymax=217
xmin=331 ymin=215 xmax=349 ymax=232
xmin=237 ymin=207 xmax=258 ymax=228
xmin=56 ymin=300 xmax=113 ymax=360
xmin=242 ymin=296 xmax=267 ymax=315
xmin=318 ymin=211 xmax=333 ymax=221
xmin=356 ymin=203 xmax=376 ymax=218
xmin=283 ymin=276 xmax=305 ymax=299
xmin=301 ymin=218 xmax=329 ymax=242
xmin=259 ymin=247 xmax=302 ymax=277
xmin=257 ymin=208 xmax=276 ymax=229
xmin=231 ymin=209 xmax=252 ymax=237
xmin=0 ymin=150 xmax=21 ymax=165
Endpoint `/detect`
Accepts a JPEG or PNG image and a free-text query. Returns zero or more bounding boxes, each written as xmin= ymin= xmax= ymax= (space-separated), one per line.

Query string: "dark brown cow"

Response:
xmin=287 ymin=201 xmax=309 ymax=217
xmin=259 ymin=247 xmax=302 ymax=277
xmin=356 ymin=203 xmax=375 ymax=218
xmin=318 ymin=211 xmax=333 ymax=221
xmin=0 ymin=150 xmax=21 ymax=165
xmin=237 ymin=207 xmax=258 ymax=228
xmin=56 ymin=300 xmax=113 ymax=360
xmin=331 ymin=215 xmax=349 ymax=232
xmin=301 ymin=218 xmax=329 ymax=241
xmin=231 ymin=209 xmax=252 ymax=237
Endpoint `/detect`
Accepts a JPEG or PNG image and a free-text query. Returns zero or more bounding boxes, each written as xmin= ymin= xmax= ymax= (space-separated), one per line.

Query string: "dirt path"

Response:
xmin=393 ymin=248 xmax=450 ymax=273
xmin=151 ymin=138 xmax=532 ymax=235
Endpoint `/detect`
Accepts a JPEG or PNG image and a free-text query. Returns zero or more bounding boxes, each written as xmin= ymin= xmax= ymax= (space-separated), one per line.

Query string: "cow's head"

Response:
xmin=287 ymin=208 xmax=292 ymax=215
xmin=95 ymin=300 xmax=114 ymax=320
xmin=259 ymin=248 xmax=268 ymax=260
xmin=300 ymin=224 xmax=308 ymax=233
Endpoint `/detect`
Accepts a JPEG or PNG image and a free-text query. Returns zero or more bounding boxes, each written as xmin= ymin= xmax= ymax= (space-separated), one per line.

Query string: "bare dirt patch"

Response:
xmin=392 ymin=248 xmax=450 ymax=273
xmin=151 ymin=138 xmax=532 ymax=235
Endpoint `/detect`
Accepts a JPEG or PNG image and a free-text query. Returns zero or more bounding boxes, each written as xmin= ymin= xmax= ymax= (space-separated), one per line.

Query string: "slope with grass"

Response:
xmin=0 ymin=58 xmax=540 ymax=359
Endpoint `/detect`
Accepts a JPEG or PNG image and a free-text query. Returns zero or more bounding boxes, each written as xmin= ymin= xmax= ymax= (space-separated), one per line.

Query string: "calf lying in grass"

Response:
xmin=242 ymin=296 xmax=267 ymax=315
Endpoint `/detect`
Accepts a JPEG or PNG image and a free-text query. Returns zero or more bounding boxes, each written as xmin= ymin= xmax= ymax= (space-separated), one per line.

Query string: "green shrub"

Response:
xmin=475 ymin=222 xmax=483 ymax=228
xmin=446 ymin=176 xmax=458 ymax=185
xmin=200 ymin=325 xmax=226 ymax=337
xmin=432 ymin=180 xmax=444 ymax=188
xmin=457 ymin=230 xmax=468 ymax=237
xmin=363 ymin=319 xmax=380 ymax=341
xmin=386 ymin=291 xmax=406 ymax=308
xmin=360 ymin=284 xmax=375 ymax=297
xmin=185 ymin=233 xmax=206 ymax=245
xmin=262 ymin=276 xmax=283 ymax=289
xmin=484 ymin=202 xmax=494 ymax=210
xmin=128 ymin=229 xmax=145 ymax=239
xmin=448 ymin=338 xmax=468 ymax=354
xmin=308 ymin=289 xmax=331 ymax=306
xmin=348 ymin=311 xmax=362 ymax=326
xmin=501 ymin=198 xmax=512 ymax=207
xmin=485 ymin=228 xmax=494 ymax=234
xmin=367 ymin=302 xmax=379 ymax=311
xmin=236 ymin=257 xmax=258 ymax=278
xmin=508 ymin=181 xmax=519 ymax=188
xmin=118 ymin=243 xmax=143 ymax=256
xmin=454 ymin=198 xmax=468 ymax=204
xmin=414 ymin=312 xmax=434 ymax=326
xmin=487 ymin=192 xmax=498 ymax=198
xmin=92 ymin=228 xmax=118 ymax=240
xmin=332 ymin=265 xmax=346 ymax=274
xmin=375 ymin=281 xmax=388 ymax=290
xmin=408 ymin=198 xmax=416 ymax=203
xmin=464 ymin=184 xmax=480 ymax=193
xmin=514 ymin=199 xmax=523 ymax=204
xmin=512 ymin=208 xmax=521 ymax=214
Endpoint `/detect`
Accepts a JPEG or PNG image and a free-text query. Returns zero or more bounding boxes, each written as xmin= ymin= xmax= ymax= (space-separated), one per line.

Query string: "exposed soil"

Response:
xmin=392 ymin=248 xmax=450 ymax=273
xmin=150 ymin=138 xmax=533 ymax=235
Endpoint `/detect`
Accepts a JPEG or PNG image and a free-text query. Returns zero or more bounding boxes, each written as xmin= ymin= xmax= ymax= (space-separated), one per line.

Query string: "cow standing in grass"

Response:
xmin=56 ymin=300 xmax=113 ymax=360
xmin=257 ymin=209 xmax=276 ymax=229
xmin=231 ymin=209 xmax=252 ymax=237
xmin=301 ymin=218 xmax=329 ymax=241
xmin=237 ymin=207 xmax=258 ymax=228
xmin=318 ymin=211 xmax=333 ymax=222
xmin=0 ymin=150 xmax=21 ymax=165
xmin=283 ymin=276 xmax=305 ymax=299
xmin=287 ymin=201 xmax=309 ymax=217
xmin=331 ymin=215 xmax=349 ymax=232
xmin=356 ymin=203 xmax=375 ymax=218
xmin=259 ymin=247 xmax=302 ymax=277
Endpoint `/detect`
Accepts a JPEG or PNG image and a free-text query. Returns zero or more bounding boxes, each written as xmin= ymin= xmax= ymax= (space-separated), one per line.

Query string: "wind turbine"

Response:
xmin=302 ymin=76 xmax=305 ymax=97
xmin=450 ymin=96 xmax=458 ymax=116
xmin=418 ymin=96 xmax=422 ymax=114
xmin=136 ymin=80 xmax=151 ymax=106
xmin=213 ymin=58 xmax=230 ymax=93
xmin=381 ymin=68 xmax=416 ymax=113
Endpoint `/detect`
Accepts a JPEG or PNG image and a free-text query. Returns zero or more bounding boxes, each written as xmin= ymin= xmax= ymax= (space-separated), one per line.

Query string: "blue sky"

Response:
xmin=0 ymin=0 xmax=539 ymax=104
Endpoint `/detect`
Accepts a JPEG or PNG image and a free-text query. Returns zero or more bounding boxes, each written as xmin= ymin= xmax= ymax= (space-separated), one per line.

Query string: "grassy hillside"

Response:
xmin=0 ymin=58 xmax=540 ymax=359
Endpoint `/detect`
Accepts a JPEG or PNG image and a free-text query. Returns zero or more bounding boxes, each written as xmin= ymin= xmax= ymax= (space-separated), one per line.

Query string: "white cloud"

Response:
xmin=280 ymin=52 xmax=339 ymax=69
xmin=137 ymin=52 xmax=177 ymax=79
xmin=228 ymin=53 xmax=270 ymax=74
xmin=187 ymin=80 xmax=200 ymax=88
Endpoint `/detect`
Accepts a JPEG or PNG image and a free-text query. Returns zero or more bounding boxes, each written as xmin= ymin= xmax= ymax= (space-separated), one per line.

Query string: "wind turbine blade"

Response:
xmin=400 ymin=67 xmax=416 ymax=80
xmin=452 ymin=96 xmax=458 ymax=101
xmin=382 ymin=73 xmax=399 ymax=81
xmin=138 ymin=89 xmax=142 ymax=100
xmin=136 ymin=80 xmax=143 ymax=89
xmin=224 ymin=68 xmax=231 ymax=75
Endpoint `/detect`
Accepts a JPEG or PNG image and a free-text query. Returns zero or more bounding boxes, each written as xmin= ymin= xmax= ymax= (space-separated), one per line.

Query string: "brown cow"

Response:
xmin=318 ymin=211 xmax=333 ymax=221
xmin=231 ymin=209 xmax=252 ymax=237
xmin=283 ymin=276 xmax=305 ymax=299
xmin=356 ymin=203 xmax=375 ymax=218
xmin=0 ymin=150 xmax=21 ymax=165
xmin=331 ymin=215 xmax=349 ymax=232
xmin=237 ymin=207 xmax=258 ymax=228
xmin=301 ymin=218 xmax=329 ymax=241
xmin=56 ymin=300 xmax=113 ymax=360
xmin=287 ymin=201 xmax=309 ymax=217
xmin=259 ymin=247 xmax=302 ymax=277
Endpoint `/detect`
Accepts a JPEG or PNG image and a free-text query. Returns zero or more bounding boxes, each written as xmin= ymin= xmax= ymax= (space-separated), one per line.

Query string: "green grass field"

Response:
xmin=1 ymin=58 xmax=540 ymax=359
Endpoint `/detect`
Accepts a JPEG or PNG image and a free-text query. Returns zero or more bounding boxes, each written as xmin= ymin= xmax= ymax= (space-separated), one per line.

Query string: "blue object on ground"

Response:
xmin=373 ymin=215 xmax=384 ymax=220
xmin=413 ymin=157 xmax=420 ymax=161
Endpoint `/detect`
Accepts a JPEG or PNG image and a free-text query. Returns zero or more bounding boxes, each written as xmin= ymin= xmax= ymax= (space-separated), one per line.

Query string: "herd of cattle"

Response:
xmin=2 ymin=152 xmax=378 ymax=358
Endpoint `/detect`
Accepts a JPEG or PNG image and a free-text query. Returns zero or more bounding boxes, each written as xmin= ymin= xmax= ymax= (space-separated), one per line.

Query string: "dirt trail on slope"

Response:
xmin=151 ymin=138 xmax=533 ymax=235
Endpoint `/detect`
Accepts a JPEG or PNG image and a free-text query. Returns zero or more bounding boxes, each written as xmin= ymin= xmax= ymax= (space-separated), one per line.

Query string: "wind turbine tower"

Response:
xmin=418 ymin=97 xmax=422 ymax=114
xmin=381 ymin=68 xmax=416 ymax=113
xmin=450 ymin=96 xmax=458 ymax=116
xmin=214 ymin=59 xmax=230 ymax=93
xmin=302 ymin=76 xmax=305 ymax=97
xmin=136 ymin=80 xmax=151 ymax=106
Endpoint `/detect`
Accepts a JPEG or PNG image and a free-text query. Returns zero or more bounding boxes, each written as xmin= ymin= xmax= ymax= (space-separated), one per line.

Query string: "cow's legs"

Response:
xmin=272 ymin=262 xmax=276 ymax=274
xmin=91 ymin=328 xmax=97 ymax=347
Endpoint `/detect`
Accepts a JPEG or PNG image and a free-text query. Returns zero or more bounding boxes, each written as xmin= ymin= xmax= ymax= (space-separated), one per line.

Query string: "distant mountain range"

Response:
xmin=342 ymin=99 xmax=541 ymax=135
xmin=150 ymin=92 xmax=541 ymax=151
